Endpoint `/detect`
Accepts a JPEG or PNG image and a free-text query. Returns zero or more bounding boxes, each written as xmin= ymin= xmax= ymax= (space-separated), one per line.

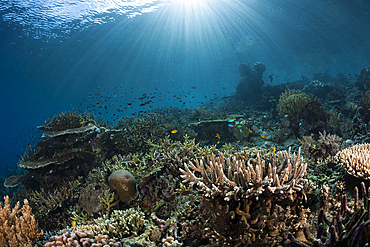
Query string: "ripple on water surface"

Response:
xmin=0 ymin=0 xmax=170 ymax=39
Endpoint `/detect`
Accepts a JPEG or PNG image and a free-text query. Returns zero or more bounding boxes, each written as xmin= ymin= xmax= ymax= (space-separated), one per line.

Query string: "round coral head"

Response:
xmin=108 ymin=169 xmax=137 ymax=203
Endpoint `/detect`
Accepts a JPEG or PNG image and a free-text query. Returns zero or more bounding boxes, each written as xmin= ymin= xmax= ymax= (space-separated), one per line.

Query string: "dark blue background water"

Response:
xmin=1 ymin=0 xmax=370 ymax=177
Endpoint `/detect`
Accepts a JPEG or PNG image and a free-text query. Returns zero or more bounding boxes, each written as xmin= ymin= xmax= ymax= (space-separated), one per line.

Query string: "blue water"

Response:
xmin=1 ymin=0 xmax=370 ymax=177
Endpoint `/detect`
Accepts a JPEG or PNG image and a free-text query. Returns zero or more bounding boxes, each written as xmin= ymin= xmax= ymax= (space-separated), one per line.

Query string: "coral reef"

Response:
xmin=6 ymin=65 xmax=370 ymax=247
xmin=0 ymin=195 xmax=43 ymax=247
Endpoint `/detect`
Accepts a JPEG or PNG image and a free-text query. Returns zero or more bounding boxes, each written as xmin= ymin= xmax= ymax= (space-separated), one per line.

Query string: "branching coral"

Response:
xmin=180 ymin=147 xmax=308 ymax=201
xmin=39 ymin=110 xmax=84 ymax=132
xmin=114 ymin=113 xmax=166 ymax=154
xmin=29 ymin=177 xmax=81 ymax=216
xmin=0 ymin=196 xmax=43 ymax=247
xmin=66 ymin=208 xmax=148 ymax=240
xmin=334 ymin=143 xmax=370 ymax=179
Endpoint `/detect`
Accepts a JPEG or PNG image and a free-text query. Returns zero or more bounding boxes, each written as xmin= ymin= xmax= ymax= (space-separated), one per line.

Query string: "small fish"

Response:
xmin=228 ymin=124 xmax=233 ymax=128
xmin=80 ymin=121 xmax=85 ymax=125
xmin=299 ymin=122 xmax=302 ymax=126
xmin=216 ymin=133 xmax=220 ymax=139
xmin=248 ymin=128 xmax=252 ymax=133
xmin=171 ymin=130 xmax=178 ymax=134
xmin=192 ymin=86 xmax=197 ymax=89
xmin=284 ymin=115 xmax=289 ymax=118
xmin=262 ymin=135 xmax=269 ymax=139
xmin=122 ymin=160 xmax=134 ymax=164
xmin=112 ymin=155 xmax=116 ymax=159
xmin=217 ymin=141 xmax=220 ymax=144
xmin=237 ymin=140 xmax=240 ymax=143
xmin=165 ymin=125 xmax=169 ymax=128
xmin=71 ymin=220 xmax=77 ymax=227
xmin=269 ymin=74 xmax=274 ymax=83
xmin=273 ymin=147 xmax=276 ymax=153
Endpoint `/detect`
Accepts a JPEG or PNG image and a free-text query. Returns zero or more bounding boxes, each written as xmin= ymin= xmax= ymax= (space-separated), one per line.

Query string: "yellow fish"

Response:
xmin=248 ymin=128 xmax=252 ymax=133
xmin=273 ymin=147 xmax=276 ymax=153
xmin=171 ymin=130 xmax=178 ymax=134
xmin=80 ymin=121 xmax=85 ymax=125
xmin=237 ymin=140 xmax=240 ymax=143
xmin=217 ymin=141 xmax=220 ymax=144
xmin=216 ymin=133 xmax=220 ymax=139
xmin=71 ymin=220 xmax=77 ymax=227
xmin=262 ymin=135 xmax=269 ymax=139
xmin=112 ymin=155 xmax=116 ymax=159
xmin=165 ymin=125 xmax=169 ymax=128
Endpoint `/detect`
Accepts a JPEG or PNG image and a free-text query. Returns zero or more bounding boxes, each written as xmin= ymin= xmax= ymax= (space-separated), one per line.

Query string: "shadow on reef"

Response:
xmin=2 ymin=65 xmax=370 ymax=246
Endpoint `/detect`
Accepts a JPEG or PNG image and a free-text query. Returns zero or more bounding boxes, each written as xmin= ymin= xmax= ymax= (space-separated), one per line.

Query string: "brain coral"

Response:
xmin=108 ymin=169 xmax=138 ymax=203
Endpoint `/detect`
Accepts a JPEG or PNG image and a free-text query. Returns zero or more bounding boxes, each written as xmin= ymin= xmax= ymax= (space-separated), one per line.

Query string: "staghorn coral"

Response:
xmin=114 ymin=113 xmax=166 ymax=154
xmin=39 ymin=110 xmax=84 ymax=132
xmin=180 ymin=147 xmax=308 ymax=201
xmin=29 ymin=178 xmax=81 ymax=218
xmin=68 ymin=208 xmax=148 ymax=239
xmin=0 ymin=195 xmax=43 ymax=247
xmin=334 ymin=143 xmax=370 ymax=180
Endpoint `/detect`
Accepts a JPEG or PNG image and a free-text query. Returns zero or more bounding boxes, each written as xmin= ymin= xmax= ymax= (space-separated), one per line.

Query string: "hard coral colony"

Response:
xmin=3 ymin=65 xmax=370 ymax=247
